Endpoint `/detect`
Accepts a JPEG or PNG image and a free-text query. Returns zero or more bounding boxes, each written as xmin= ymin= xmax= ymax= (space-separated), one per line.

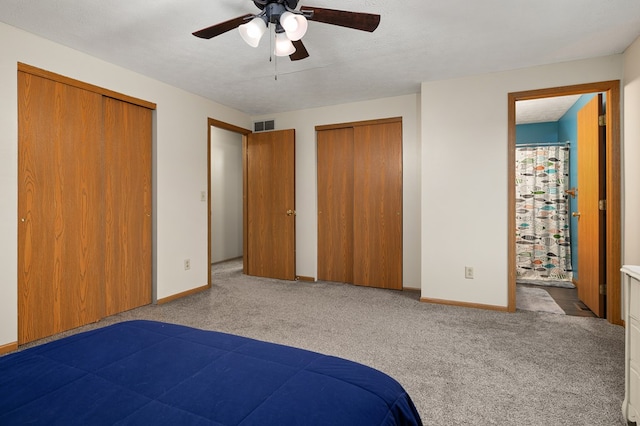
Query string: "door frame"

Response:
xmin=507 ymin=80 xmax=621 ymax=324
xmin=207 ymin=118 xmax=252 ymax=286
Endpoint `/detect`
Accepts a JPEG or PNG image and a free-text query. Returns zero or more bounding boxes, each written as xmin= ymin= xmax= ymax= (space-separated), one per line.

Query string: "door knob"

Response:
xmin=286 ymin=209 xmax=296 ymax=216
xmin=572 ymin=212 xmax=581 ymax=218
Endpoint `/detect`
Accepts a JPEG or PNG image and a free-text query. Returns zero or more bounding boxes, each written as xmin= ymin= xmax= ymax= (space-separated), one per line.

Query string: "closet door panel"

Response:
xmin=18 ymin=72 xmax=104 ymax=344
xmin=317 ymin=128 xmax=354 ymax=283
xmin=103 ymin=98 xmax=152 ymax=315
xmin=353 ymin=122 xmax=403 ymax=289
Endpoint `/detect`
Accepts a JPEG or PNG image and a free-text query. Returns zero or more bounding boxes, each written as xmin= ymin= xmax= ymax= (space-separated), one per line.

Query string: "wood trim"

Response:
xmin=157 ymin=284 xmax=209 ymax=305
xmin=0 ymin=341 xmax=18 ymax=356
xmin=18 ymin=62 xmax=156 ymax=110
xmin=315 ymin=116 xmax=402 ymax=131
xmin=508 ymin=80 xmax=622 ymax=325
xmin=242 ymin=134 xmax=248 ymax=274
xmin=207 ymin=122 xmax=212 ymax=288
xmin=420 ymin=297 xmax=510 ymax=312
xmin=606 ymin=81 xmax=622 ymax=325
xmin=508 ymin=81 xmax=620 ymax=101
xmin=296 ymin=275 xmax=316 ymax=282
xmin=507 ymin=93 xmax=517 ymax=313
xmin=208 ymin=118 xmax=251 ymax=135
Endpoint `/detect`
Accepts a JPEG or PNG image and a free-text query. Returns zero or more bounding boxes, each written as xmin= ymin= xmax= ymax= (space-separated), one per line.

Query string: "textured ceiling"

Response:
xmin=516 ymin=95 xmax=582 ymax=125
xmin=1 ymin=0 xmax=639 ymax=116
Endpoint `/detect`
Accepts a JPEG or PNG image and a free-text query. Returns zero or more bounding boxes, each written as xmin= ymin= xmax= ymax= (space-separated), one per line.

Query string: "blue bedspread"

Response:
xmin=0 ymin=320 xmax=422 ymax=425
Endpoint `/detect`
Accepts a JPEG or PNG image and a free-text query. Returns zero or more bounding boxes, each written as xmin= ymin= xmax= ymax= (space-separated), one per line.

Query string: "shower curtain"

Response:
xmin=515 ymin=144 xmax=573 ymax=282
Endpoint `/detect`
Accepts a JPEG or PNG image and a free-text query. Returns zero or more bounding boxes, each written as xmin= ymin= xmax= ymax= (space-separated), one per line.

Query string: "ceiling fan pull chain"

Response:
xmin=269 ymin=26 xmax=278 ymax=81
xmin=269 ymin=24 xmax=274 ymax=63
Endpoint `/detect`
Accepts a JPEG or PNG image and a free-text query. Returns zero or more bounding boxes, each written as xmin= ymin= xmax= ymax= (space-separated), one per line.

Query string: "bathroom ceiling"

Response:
xmin=516 ymin=95 xmax=583 ymax=125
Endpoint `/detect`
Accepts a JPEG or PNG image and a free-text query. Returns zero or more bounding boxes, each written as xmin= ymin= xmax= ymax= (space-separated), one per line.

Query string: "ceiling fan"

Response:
xmin=193 ymin=0 xmax=380 ymax=61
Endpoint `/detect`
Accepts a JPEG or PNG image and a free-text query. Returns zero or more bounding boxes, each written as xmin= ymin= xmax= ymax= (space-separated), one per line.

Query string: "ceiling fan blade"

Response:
xmin=193 ymin=14 xmax=254 ymax=39
xmin=290 ymin=40 xmax=310 ymax=61
xmin=301 ymin=6 xmax=380 ymax=32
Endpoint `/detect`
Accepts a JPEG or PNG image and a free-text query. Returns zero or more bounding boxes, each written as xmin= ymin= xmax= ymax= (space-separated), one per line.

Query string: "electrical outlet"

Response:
xmin=465 ymin=266 xmax=474 ymax=279
xmin=184 ymin=259 xmax=191 ymax=270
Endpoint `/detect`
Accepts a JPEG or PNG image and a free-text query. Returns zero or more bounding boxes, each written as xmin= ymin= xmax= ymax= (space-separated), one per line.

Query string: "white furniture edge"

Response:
xmin=622 ymin=265 xmax=640 ymax=423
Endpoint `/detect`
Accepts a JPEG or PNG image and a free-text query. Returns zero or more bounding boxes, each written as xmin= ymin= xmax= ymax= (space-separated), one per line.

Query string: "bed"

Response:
xmin=0 ymin=320 xmax=422 ymax=425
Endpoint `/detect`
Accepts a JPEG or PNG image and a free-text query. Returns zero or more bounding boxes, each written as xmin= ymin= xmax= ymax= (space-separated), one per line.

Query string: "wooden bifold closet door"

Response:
xmin=317 ymin=118 xmax=402 ymax=290
xmin=18 ymin=72 xmax=104 ymax=342
xmin=18 ymin=68 xmax=152 ymax=344
xmin=103 ymin=97 xmax=152 ymax=316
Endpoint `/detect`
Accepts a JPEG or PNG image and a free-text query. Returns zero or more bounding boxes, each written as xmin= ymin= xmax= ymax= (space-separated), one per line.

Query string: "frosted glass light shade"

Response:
xmin=274 ymin=32 xmax=296 ymax=56
xmin=239 ymin=18 xmax=267 ymax=47
xmin=279 ymin=12 xmax=307 ymax=41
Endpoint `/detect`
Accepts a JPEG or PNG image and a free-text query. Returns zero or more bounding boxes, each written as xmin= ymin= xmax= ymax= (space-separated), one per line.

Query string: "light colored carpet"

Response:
xmin=17 ymin=259 xmax=626 ymax=425
xmin=516 ymin=285 xmax=566 ymax=315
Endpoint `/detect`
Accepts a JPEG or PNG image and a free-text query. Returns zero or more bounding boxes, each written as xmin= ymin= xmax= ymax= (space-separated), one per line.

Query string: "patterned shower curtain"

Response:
xmin=515 ymin=145 xmax=573 ymax=281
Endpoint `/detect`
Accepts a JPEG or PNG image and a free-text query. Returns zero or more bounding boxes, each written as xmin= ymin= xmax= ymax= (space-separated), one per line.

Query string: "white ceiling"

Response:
xmin=1 ymin=0 xmax=639 ymax=116
xmin=516 ymin=95 xmax=583 ymax=125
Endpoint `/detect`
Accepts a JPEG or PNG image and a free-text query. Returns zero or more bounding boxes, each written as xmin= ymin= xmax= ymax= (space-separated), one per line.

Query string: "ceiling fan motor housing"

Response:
xmin=252 ymin=0 xmax=300 ymax=11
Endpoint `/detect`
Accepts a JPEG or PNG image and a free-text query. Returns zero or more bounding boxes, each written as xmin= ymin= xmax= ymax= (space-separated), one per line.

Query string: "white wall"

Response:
xmin=252 ymin=94 xmax=422 ymax=288
xmin=624 ymin=36 xmax=640 ymax=266
xmin=0 ymin=22 xmax=251 ymax=347
xmin=421 ymin=55 xmax=624 ymax=307
xmin=210 ymin=127 xmax=243 ymax=263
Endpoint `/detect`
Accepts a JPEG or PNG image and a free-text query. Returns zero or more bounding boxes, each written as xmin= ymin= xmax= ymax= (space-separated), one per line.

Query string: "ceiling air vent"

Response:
xmin=254 ymin=120 xmax=275 ymax=132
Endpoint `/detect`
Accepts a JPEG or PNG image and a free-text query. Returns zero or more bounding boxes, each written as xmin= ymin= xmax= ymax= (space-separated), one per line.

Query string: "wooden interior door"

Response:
xmin=353 ymin=122 xmax=403 ymax=289
xmin=103 ymin=98 xmax=152 ymax=315
xmin=317 ymin=127 xmax=354 ymax=283
xmin=246 ymin=130 xmax=296 ymax=280
xmin=576 ymin=94 xmax=606 ymax=317
xmin=18 ymin=72 xmax=104 ymax=343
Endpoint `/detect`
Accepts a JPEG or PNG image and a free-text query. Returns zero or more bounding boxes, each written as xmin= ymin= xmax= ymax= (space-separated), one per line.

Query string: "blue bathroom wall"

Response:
xmin=515 ymin=121 xmax=559 ymax=144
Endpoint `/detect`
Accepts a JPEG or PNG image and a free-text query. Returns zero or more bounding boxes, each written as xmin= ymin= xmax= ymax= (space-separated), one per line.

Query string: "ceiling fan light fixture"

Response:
xmin=239 ymin=17 xmax=267 ymax=47
xmin=279 ymin=11 xmax=307 ymax=41
xmin=274 ymin=32 xmax=296 ymax=56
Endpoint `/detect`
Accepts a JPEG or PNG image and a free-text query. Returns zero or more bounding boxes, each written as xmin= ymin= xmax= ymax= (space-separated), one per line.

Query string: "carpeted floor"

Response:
xmin=18 ymin=259 xmax=627 ymax=425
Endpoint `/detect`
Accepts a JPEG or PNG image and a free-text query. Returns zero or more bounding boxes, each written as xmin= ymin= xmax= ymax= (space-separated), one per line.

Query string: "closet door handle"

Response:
xmin=572 ymin=212 xmax=581 ymax=218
